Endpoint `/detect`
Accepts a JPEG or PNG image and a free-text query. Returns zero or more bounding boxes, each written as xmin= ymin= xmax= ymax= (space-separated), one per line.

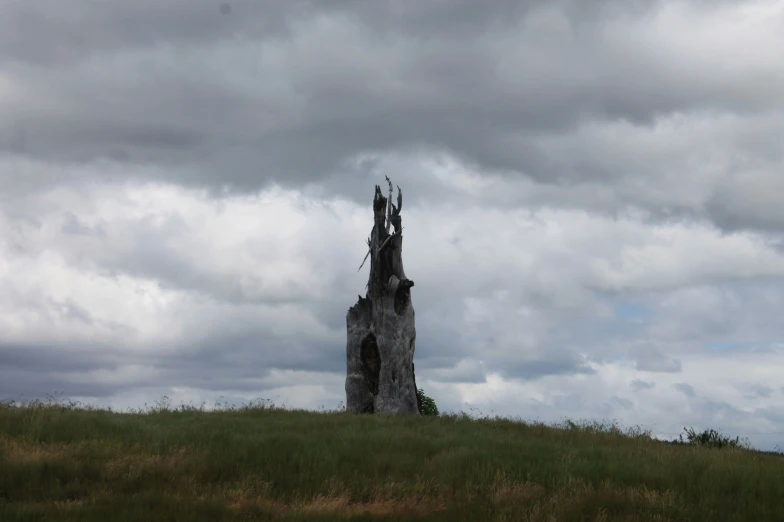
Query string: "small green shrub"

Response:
xmin=676 ymin=427 xmax=748 ymax=449
xmin=417 ymin=388 xmax=439 ymax=416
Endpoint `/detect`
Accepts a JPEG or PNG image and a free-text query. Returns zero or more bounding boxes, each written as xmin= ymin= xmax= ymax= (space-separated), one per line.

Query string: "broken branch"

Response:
xmin=385 ymin=175 xmax=393 ymax=234
xmin=357 ymin=228 xmax=403 ymax=272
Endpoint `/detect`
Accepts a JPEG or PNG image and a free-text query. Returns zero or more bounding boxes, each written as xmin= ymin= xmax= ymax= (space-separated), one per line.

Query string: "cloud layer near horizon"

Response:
xmin=2 ymin=0 xmax=784 ymax=450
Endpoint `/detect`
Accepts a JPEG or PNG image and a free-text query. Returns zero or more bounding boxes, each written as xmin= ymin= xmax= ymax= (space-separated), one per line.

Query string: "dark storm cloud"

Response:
xmin=753 ymin=406 xmax=784 ymax=425
xmin=630 ymin=379 xmax=656 ymax=391
xmin=173 ymin=328 xmax=347 ymax=379
xmin=0 ymin=343 xmax=118 ymax=374
xmin=492 ymin=353 xmax=596 ymax=382
xmin=674 ymin=382 xmax=696 ymax=398
xmin=0 ymin=323 xmax=345 ymax=400
xmin=426 ymin=362 xmax=487 ymax=384
xmin=705 ymin=174 xmax=784 ymax=234
xmin=0 ymin=343 xmax=128 ymax=399
xmin=0 ymin=0 xmax=641 ymax=66
xmin=0 ymin=369 xmax=117 ymax=400
xmin=631 ymin=344 xmax=682 ymax=373
xmin=739 ymin=383 xmax=774 ymax=400
xmin=2 ymin=0 xmax=781 ymax=233
xmin=61 ymin=212 xmax=105 ymax=237
xmin=608 ymin=396 xmax=634 ymax=410
xmin=0 ymin=0 xmax=297 ymax=66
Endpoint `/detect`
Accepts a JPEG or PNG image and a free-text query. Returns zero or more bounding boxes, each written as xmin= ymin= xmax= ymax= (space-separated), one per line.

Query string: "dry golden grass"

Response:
xmin=1 ymin=438 xmax=74 ymax=464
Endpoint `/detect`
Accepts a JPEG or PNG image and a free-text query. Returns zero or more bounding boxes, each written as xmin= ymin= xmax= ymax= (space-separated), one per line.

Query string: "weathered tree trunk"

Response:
xmin=346 ymin=178 xmax=419 ymax=414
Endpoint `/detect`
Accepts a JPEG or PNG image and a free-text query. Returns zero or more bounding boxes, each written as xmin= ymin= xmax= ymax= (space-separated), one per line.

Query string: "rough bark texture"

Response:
xmin=346 ymin=179 xmax=419 ymax=415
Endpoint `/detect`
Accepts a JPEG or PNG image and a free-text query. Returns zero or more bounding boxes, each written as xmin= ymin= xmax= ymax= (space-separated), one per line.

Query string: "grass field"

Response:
xmin=1 ymin=398 xmax=783 ymax=521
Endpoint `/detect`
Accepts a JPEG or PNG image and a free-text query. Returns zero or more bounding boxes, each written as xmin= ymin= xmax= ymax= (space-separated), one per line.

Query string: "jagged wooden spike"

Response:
xmin=346 ymin=178 xmax=419 ymax=415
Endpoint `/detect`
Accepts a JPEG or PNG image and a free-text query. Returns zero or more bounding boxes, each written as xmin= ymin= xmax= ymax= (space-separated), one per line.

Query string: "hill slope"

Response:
xmin=1 ymin=401 xmax=783 ymax=521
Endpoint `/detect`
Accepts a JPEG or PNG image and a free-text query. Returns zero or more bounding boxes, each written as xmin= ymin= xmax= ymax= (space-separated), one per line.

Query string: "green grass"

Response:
xmin=1 ymin=398 xmax=783 ymax=521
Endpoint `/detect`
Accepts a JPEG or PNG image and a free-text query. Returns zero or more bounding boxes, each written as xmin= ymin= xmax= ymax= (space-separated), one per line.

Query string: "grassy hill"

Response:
xmin=1 ymin=398 xmax=783 ymax=521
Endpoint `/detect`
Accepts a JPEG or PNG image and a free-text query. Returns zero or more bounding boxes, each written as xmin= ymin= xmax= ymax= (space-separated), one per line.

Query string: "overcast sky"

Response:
xmin=2 ymin=0 xmax=784 ymax=450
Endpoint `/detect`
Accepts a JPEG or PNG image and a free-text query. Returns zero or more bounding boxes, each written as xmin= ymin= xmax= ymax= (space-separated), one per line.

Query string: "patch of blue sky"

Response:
xmin=703 ymin=340 xmax=784 ymax=353
xmin=613 ymin=301 xmax=651 ymax=323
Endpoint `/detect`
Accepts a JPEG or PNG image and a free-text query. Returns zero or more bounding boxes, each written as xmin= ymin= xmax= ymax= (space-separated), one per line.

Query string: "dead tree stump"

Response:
xmin=346 ymin=178 xmax=420 ymax=414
